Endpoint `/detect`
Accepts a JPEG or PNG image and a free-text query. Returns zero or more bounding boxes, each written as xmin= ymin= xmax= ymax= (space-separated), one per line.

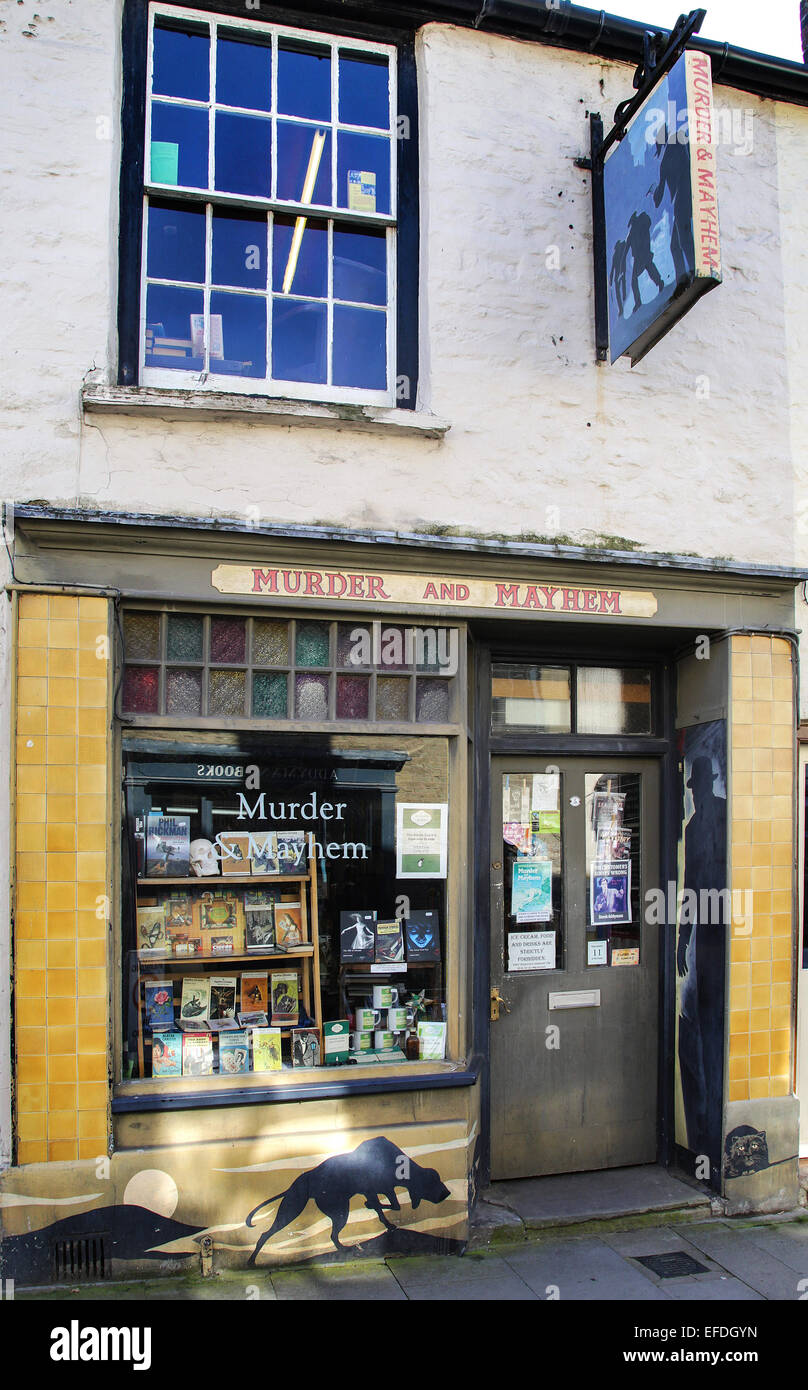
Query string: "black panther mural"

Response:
xmin=676 ymin=722 xmax=727 ymax=1180
xmin=245 ymin=1136 xmax=451 ymax=1264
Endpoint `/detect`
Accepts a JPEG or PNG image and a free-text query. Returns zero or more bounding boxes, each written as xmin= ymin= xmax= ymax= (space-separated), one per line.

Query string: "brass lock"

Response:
xmin=490 ymin=986 xmax=510 ymax=1021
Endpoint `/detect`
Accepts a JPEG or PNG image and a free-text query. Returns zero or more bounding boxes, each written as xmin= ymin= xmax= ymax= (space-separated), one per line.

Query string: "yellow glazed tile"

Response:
xmin=48 ymin=1083 xmax=77 ymax=1110
xmin=47 ymin=705 xmax=77 ymax=734
xmin=16 ymin=736 xmax=44 ymax=766
xmin=46 ymin=823 xmax=77 ymax=853
xmin=729 ymin=1080 xmax=750 ymax=1101
xmin=18 ymin=764 xmax=47 ymax=794
xmin=17 ymin=794 xmax=47 ymax=824
xmin=78 ymin=1053 xmax=107 ymax=1082
xmin=78 ymin=737 xmax=107 ymax=766
xmin=46 ymin=736 xmax=78 ymax=765
xmin=78 ymin=939 xmax=107 ymax=969
xmin=16 ymin=970 xmax=45 ymax=1000
xmin=46 ymin=852 xmax=77 ymax=882
xmin=18 ymin=620 xmax=49 ymax=649
xmin=77 ymin=997 xmax=106 ymax=1028
xmin=46 ymin=766 xmax=77 ymax=794
xmin=47 ymin=968 xmax=77 ymax=997
xmin=48 ymin=620 xmax=79 ymax=649
xmin=49 ymin=595 xmax=79 ymax=620
xmin=48 ymin=649 xmax=77 ymax=678
xmin=16 ymin=941 xmax=46 ymax=971
xmin=15 ymin=999 xmax=43 ymax=1029
xmin=16 ymin=1025 xmax=47 ymax=1054
xmin=48 ymin=1141 xmax=79 ymax=1162
xmin=77 ymin=1026 xmax=107 ymax=1054
xmin=749 ymin=1054 xmax=770 ymax=1078
xmin=77 ymin=766 xmax=107 ymax=795
xmin=79 ymin=597 xmax=108 ymax=620
xmin=18 ymin=706 xmax=47 ymax=735
xmin=17 ymin=882 xmax=46 ymax=911
xmin=77 ymin=824 xmax=106 ymax=853
xmin=47 ymin=883 xmax=77 ymax=911
xmin=17 ymin=649 xmax=48 ymax=679
xmin=46 ymin=940 xmax=75 ymax=968
xmin=749 ymin=1079 xmax=769 ymax=1099
xmin=732 ymin=636 xmax=752 ymax=654
xmin=45 ymin=911 xmax=76 ymax=940
xmin=78 ymin=1111 xmax=108 ymax=1141
xmin=16 ymin=1083 xmax=46 ymax=1112
xmin=48 ymin=1111 xmax=78 ymax=1141
xmin=16 ymin=824 xmax=44 ymax=854
xmin=19 ymin=594 xmax=50 ymax=619
xmin=48 ymin=1055 xmax=78 ymax=1082
xmin=79 ymin=648 xmax=107 ymax=678
xmin=17 ymin=1055 xmax=47 ymax=1084
xmin=18 ymin=1141 xmax=48 ymax=1165
xmin=78 ymin=677 xmax=108 ymax=708
xmin=750 ymin=1031 xmax=769 ymax=1054
xmin=78 ymin=967 xmax=107 ymax=998
xmin=47 ymin=1025 xmax=77 ymax=1054
xmin=47 ymin=677 xmax=78 ymax=707
xmin=78 ymin=708 xmax=107 ymax=737
xmin=17 ymin=1112 xmax=47 ymax=1142
xmin=78 ymin=1082 xmax=108 ymax=1109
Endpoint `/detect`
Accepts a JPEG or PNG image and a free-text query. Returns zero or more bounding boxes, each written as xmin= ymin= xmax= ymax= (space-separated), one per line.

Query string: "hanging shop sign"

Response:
xmin=212 ymin=565 xmax=658 ymax=618
xmin=590 ymin=10 xmax=721 ymax=366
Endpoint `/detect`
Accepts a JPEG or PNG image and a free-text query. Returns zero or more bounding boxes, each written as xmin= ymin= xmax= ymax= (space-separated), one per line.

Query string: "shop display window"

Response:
xmin=122 ymin=738 xmax=450 ymax=1084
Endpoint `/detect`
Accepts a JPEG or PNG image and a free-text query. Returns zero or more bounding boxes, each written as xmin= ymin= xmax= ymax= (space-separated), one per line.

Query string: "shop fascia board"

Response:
xmin=12 ymin=507 xmax=808 ymax=598
xmin=81 ymin=385 xmax=450 ymax=440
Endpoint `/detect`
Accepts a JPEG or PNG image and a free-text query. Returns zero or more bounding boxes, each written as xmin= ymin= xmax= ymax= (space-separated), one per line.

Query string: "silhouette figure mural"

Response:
xmin=676 ymin=726 xmax=727 ymax=1179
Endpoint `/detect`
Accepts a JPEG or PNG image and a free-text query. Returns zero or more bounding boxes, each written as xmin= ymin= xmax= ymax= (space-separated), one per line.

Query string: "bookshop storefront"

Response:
xmin=2 ymin=509 xmax=804 ymax=1282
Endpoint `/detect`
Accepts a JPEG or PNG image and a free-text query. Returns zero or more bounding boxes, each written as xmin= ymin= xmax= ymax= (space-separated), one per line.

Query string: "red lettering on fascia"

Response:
xmin=252 ymin=568 xmax=278 ymax=593
xmin=304 ymin=571 xmax=324 ymax=596
xmin=348 ymin=574 xmax=365 ymax=598
xmin=496 ymin=584 xmax=520 ymax=608
xmin=562 ymin=589 xmax=578 ymax=611
xmin=537 ymin=585 xmax=559 ymax=609
xmin=366 ymin=575 xmax=391 ymax=600
xmin=281 ymin=569 xmax=301 ymax=594
xmin=521 ymin=585 xmax=542 ymax=609
xmin=326 ymin=572 xmax=347 ymax=598
xmin=455 ymin=584 xmax=470 ymax=601
xmin=599 ymin=591 xmax=621 ymax=615
xmin=583 ymin=590 xmax=599 ymax=612
xmin=422 ymin=581 xmax=440 ymax=600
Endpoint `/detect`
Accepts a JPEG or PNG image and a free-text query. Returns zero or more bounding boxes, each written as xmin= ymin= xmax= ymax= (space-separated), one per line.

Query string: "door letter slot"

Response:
xmin=548 ymin=990 xmax=601 ymax=1011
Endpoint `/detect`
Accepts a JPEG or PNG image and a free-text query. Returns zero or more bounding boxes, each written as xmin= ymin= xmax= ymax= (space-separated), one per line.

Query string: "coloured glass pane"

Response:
xmin=272 ymin=217 xmax=328 ymax=299
xmin=332 ymin=306 xmax=386 ymax=390
xmin=214 ymin=111 xmax=271 ymax=197
xmin=152 ymin=24 xmax=210 ymax=103
xmin=378 ymin=626 xmax=410 ymax=671
xmin=295 ymin=673 xmax=329 ymax=719
xmin=252 ymin=672 xmax=288 ymax=717
xmin=145 ymin=284 xmax=204 ymax=371
xmin=337 ymin=622 xmax=370 ymax=668
xmin=334 ymin=228 xmax=386 ymax=306
xmin=166 ymin=668 xmax=202 ymax=715
xmin=123 ymin=612 xmax=160 ymax=661
xmin=166 ymin=613 xmax=203 ymax=662
xmin=147 ymin=202 xmax=206 ymax=284
xmin=376 ymin=677 xmax=409 ymax=720
xmin=278 ymin=44 xmax=331 ymax=122
xmin=272 ymin=299 xmax=327 ymax=384
xmin=210 ymin=616 xmax=246 ymax=664
xmin=216 ymin=32 xmax=272 ymax=112
xmin=416 ymin=679 xmax=450 ymax=722
xmin=276 ymin=124 xmax=332 ymax=206
xmin=252 ymin=619 xmax=289 ymax=666
xmin=337 ymin=131 xmax=391 ymax=214
xmin=295 ymin=621 xmax=330 ymax=667
xmin=209 ymin=669 xmax=246 ymax=714
xmin=336 ymin=676 xmax=369 ymax=719
xmin=338 ymin=52 xmax=390 ymax=130
xmin=121 ymin=666 xmax=159 ymax=714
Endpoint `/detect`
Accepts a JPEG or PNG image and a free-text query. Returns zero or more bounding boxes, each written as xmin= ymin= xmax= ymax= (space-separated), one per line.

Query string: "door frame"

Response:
xmin=472 ymin=634 xmax=678 ymax=1189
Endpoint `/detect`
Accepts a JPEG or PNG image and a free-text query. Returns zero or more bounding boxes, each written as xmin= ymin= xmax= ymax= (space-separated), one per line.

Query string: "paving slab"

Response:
xmin=387 ymin=1252 xmax=537 ymax=1300
xmin=660 ymin=1275 xmax=764 ymax=1301
xmin=681 ymin=1222 xmax=805 ymax=1301
xmin=271 ymin=1260 xmax=406 ymax=1301
xmin=600 ymin=1226 xmax=717 ymax=1260
xmin=484 ymin=1165 xmax=709 ymax=1229
xmin=499 ymin=1235 xmax=672 ymax=1301
xmin=737 ymin=1224 xmax=808 ymax=1276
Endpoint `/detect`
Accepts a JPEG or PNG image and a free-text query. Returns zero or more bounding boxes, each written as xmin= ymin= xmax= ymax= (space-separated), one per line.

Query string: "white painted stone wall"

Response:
xmin=0 ymin=7 xmax=803 ymax=573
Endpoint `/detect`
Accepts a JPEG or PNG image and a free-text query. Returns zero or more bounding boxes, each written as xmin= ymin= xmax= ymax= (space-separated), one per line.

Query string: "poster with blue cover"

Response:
xmin=511 ymin=860 xmax=552 ymax=923
xmin=604 ymin=50 xmax=721 ymax=365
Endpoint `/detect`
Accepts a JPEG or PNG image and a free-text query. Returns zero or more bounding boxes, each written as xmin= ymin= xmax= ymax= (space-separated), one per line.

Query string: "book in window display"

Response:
xmin=270 ymin=971 xmax=299 ymax=1027
xmin=146 ymin=813 xmax=191 ymax=878
xmin=137 ymin=905 xmax=168 ymax=957
xmin=219 ymin=1030 xmax=250 ymax=1075
xmin=251 ymin=832 xmax=280 ymax=876
xmin=275 ymin=830 xmax=307 ymax=875
xmin=404 ymin=911 xmax=441 ymax=963
xmin=144 ymin=979 xmax=175 ymax=1030
xmin=179 ymin=976 xmax=211 ymax=1029
xmin=238 ymin=1009 xmax=268 ymax=1029
xmin=182 ymin=1032 xmax=215 ymax=1076
xmin=199 ymin=894 xmax=239 ymax=935
xmin=164 ymin=896 xmax=194 ymax=951
xmin=244 ymin=903 xmax=276 ymax=952
xmin=274 ymin=903 xmax=302 ymax=949
xmin=208 ymin=976 xmax=238 ymax=1029
xmin=374 ymin=919 xmax=405 ymax=964
xmin=340 ymin=910 xmax=376 ymax=963
xmin=291 ymin=1028 xmax=321 ymax=1068
xmin=252 ymin=1027 xmax=282 ymax=1072
xmin=218 ymin=832 xmax=251 ymax=876
xmin=240 ymin=971 xmax=268 ymax=1014
xmin=151 ymin=1031 xmax=182 ymax=1077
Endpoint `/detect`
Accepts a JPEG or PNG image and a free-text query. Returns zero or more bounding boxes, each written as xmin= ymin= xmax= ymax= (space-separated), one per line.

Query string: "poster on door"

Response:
xmin=511 ymin=860 xmax=552 ymax=923
xmin=508 ymin=930 xmax=556 ymax=971
xmin=589 ymin=860 xmax=631 ymax=925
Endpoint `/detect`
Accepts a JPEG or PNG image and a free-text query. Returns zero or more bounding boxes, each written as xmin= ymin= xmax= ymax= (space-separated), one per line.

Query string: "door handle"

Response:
xmin=490 ymin=987 xmax=511 ymax=1021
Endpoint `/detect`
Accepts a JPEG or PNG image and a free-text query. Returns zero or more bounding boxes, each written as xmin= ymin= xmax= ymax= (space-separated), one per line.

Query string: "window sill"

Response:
xmin=111 ymin=1057 xmax=480 ymax=1112
xmin=82 ymin=385 xmax=450 ymax=440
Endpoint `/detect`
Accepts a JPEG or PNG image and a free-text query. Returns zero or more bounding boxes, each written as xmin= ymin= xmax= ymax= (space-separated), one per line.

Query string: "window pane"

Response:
xmin=123 ymin=612 xmax=160 ymax=661
xmin=376 ymin=677 xmax=409 ymax=720
xmin=166 ymin=668 xmax=202 ymax=715
xmin=333 ymin=306 xmax=386 ymax=389
xmin=577 ymin=668 xmax=652 ymax=735
xmin=272 ymin=217 xmax=327 ymax=298
xmin=252 ymin=671 xmax=288 ymax=716
xmin=296 ymin=621 xmax=330 ymax=667
xmin=152 ymin=24 xmax=210 ymax=103
xmin=212 ymin=211 xmax=268 ymax=289
xmin=216 ymin=33 xmax=272 ymax=112
xmin=336 ymin=675 xmax=370 ymax=719
xmin=295 ymin=673 xmax=329 ymax=718
xmin=416 ymin=679 xmax=449 ymax=722
xmin=491 ymin=664 xmax=571 ymax=733
xmin=502 ymin=772 xmax=563 ymax=972
xmin=337 ymin=132 xmax=391 ymax=213
xmin=337 ymin=622 xmax=369 ymax=668
xmin=252 ymin=619 xmax=289 ymax=666
xmin=278 ymin=43 xmax=331 ymax=122
xmin=272 ymin=299 xmax=327 ymax=384
xmin=333 ymin=228 xmax=386 ymax=305
xmin=166 ymin=614 xmax=203 ymax=662
xmin=122 ymin=666 xmax=159 ymax=714
xmin=338 ymin=52 xmax=390 ymax=129
xmin=215 ymin=112 xmax=271 ymax=196
xmin=210 ymin=616 xmax=246 ymax=664
xmin=209 ymin=669 xmax=246 ymax=714
xmin=145 ymin=284 xmax=204 ymax=371
xmin=585 ymin=773 xmax=641 ymax=965
xmin=147 ymin=202 xmax=206 ymax=284
xmin=209 ymin=292 xmax=267 ymax=379
xmin=276 ymin=123 xmax=332 ymax=205
xmin=150 ymin=103 xmax=208 ymax=188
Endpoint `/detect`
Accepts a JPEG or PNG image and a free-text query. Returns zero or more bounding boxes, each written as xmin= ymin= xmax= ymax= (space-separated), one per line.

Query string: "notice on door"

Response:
xmin=508 ymin=930 xmax=556 ymax=971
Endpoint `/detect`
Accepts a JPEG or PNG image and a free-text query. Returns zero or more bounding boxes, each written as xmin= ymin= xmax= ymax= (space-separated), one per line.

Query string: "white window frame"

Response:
xmin=141 ymin=2 xmax=398 ymax=406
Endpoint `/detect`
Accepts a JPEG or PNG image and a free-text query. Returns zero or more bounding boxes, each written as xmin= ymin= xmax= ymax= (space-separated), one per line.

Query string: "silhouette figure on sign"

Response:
xmin=650 ymin=126 xmax=692 ymax=285
xmin=245 ymin=1136 xmax=450 ymax=1263
xmin=609 ymin=238 xmax=628 ymax=318
xmin=626 ymin=211 xmax=665 ymax=311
